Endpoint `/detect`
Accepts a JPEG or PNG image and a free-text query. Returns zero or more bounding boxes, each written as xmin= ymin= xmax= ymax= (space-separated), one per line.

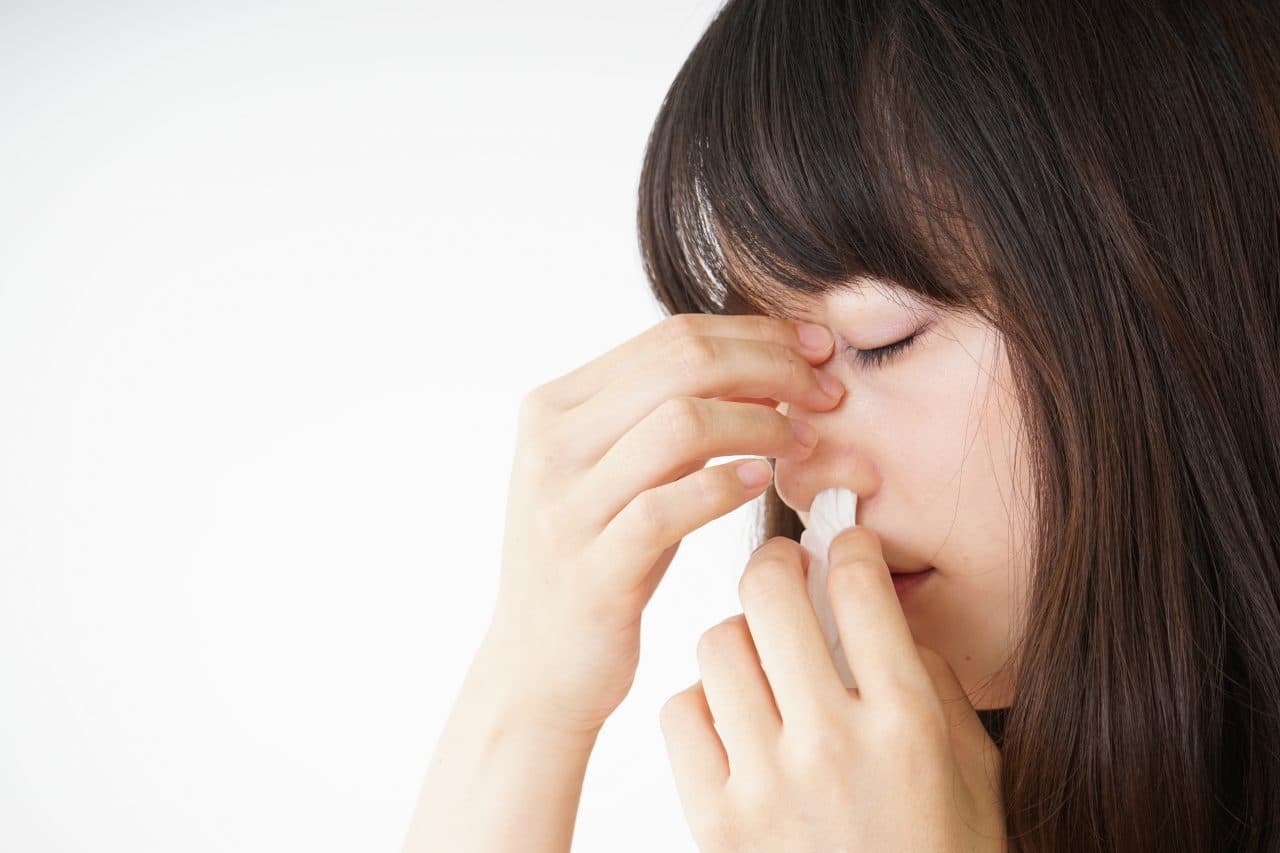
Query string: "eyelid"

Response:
xmin=842 ymin=321 xmax=932 ymax=369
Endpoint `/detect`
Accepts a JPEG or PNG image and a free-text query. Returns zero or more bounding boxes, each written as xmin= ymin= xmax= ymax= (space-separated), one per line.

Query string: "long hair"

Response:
xmin=635 ymin=1 xmax=1280 ymax=850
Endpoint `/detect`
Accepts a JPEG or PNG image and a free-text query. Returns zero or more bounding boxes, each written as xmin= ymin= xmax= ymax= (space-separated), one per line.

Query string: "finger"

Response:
xmin=575 ymin=397 xmax=817 ymax=534
xmin=737 ymin=537 xmax=851 ymax=725
xmin=826 ymin=526 xmax=933 ymax=701
xmin=659 ymin=680 xmax=728 ymax=816
xmin=555 ymin=332 xmax=843 ymax=467
xmin=695 ymin=614 xmax=782 ymax=776
xmin=589 ymin=456 xmax=776 ymax=597
xmin=538 ymin=313 xmax=836 ymax=411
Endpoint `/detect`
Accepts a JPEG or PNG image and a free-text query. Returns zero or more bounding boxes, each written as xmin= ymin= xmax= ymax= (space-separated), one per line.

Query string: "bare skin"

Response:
xmin=772 ymin=281 xmax=1033 ymax=711
xmin=401 ymin=313 xmax=843 ymax=852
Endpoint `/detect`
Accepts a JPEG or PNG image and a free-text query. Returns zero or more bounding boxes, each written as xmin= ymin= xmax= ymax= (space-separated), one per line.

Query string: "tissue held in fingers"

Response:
xmin=799 ymin=487 xmax=859 ymax=689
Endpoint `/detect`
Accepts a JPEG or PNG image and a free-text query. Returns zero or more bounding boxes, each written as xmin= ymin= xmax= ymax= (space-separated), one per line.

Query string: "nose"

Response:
xmin=774 ymin=380 xmax=880 ymax=520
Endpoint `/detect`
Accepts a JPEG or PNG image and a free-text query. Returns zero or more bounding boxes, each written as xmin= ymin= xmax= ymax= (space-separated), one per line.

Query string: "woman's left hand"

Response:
xmin=658 ymin=528 xmax=1007 ymax=852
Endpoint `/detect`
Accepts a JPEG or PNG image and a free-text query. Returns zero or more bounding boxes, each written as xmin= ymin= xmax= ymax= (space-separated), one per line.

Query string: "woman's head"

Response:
xmin=768 ymin=279 xmax=1033 ymax=714
xmin=637 ymin=1 xmax=1280 ymax=850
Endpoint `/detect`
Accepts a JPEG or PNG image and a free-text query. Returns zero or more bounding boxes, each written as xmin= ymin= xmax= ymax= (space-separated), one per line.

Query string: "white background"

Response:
xmin=0 ymin=1 xmax=772 ymax=850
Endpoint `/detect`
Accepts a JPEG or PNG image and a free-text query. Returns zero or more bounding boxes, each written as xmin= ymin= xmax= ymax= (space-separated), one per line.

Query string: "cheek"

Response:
xmin=967 ymin=338 xmax=1034 ymax=552
xmin=891 ymin=342 xmax=992 ymax=508
xmin=901 ymin=342 xmax=1030 ymax=695
xmin=897 ymin=323 xmax=1029 ymax=569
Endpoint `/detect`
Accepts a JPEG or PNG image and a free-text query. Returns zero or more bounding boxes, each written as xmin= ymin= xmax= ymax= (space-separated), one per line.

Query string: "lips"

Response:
xmin=891 ymin=566 xmax=936 ymax=597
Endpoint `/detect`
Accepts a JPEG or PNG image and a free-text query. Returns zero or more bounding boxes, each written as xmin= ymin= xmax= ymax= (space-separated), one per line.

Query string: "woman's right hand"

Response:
xmin=479 ymin=313 xmax=845 ymax=738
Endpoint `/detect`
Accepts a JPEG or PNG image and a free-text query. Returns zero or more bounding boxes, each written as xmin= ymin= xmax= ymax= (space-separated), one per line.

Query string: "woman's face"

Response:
xmin=771 ymin=278 xmax=1033 ymax=710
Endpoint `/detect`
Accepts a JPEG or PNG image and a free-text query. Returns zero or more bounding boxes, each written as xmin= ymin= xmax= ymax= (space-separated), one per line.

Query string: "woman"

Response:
xmin=405 ymin=1 xmax=1280 ymax=850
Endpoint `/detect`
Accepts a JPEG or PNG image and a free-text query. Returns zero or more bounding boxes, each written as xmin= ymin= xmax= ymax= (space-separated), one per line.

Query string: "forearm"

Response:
xmin=402 ymin=634 xmax=602 ymax=853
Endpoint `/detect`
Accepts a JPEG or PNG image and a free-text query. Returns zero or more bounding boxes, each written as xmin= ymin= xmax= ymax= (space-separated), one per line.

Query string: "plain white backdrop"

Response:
xmin=0 ymin=1 xmax=773 ymax=850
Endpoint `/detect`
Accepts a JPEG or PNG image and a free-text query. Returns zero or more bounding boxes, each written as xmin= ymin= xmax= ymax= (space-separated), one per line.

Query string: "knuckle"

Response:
xmin=671 ymin=334 xmax=718 ymax=382
xmin=828 ymin=527 xmax=879 ymax=563
xmin=657 ymin=312 xmax=702 ymax=343
xmin=516 ymin=385 xmax=551 ymax=428
xmin=694 ymin=627 xmax=721 ymax=665
xmin=868 ymin=697 xmax=941 ymax=745
xmin=658 ymin=686 xmax=696 ymax=728
xmin=784 ymin=719 xmax=852 ymax=770
xmin=751 ymin=534 xmax=802 ymax=559
xmin=700 ymin=462 xmax=739 ymax=507
xmin=862 ymin=705 xmax=916 ymax=748
xmin=657 ymin=396 xmax=707 ymax=445
xmin=657 ymin=702 xmax=677 ymax=733
xmin=696 ymin=617 xmax=746 ymax=665
xmin=738 ymin=554 xmax=798 ymax=608
xmin=891 ymin=668 xmax=939 ymax=704
xmin=629 ymin=488 xmax=672 ymax=544
xmin=516 ymin=391 xmax=572 ymax=469
xmin=727 ymin=773 xmax=779 ymax=821
xmin=750 ymin=313 xmax=782 ymax=341
xmin=826 ymin=557 xmax=884 ymax=597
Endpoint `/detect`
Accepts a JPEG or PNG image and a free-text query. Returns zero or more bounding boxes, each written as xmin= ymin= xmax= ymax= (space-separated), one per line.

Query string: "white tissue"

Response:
xmin=799 ymin=487 xmax=859 ymax=689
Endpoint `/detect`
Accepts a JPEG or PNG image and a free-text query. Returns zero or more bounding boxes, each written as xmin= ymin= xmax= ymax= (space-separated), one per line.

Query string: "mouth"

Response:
xmin=887 ymin=564 xmax=933 ymax=575
xmin=889 ymin=566 xmax=936 ymax=596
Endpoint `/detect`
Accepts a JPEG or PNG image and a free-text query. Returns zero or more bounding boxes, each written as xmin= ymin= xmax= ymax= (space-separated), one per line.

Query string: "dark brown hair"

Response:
xmin=635 ymin=1 xmax=1280 ymax=850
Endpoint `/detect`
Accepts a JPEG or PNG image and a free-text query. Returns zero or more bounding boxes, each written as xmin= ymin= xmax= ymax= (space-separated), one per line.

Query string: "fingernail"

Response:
xmin=817 ymin=370 xmax=844 ymax=399
xmin=790 ymin=418 xmax=818 ymax=446
xmin=737 ymin=459 xmax=773 ymax=487
xmin=797 ymin=323 xmax=833 ymax=353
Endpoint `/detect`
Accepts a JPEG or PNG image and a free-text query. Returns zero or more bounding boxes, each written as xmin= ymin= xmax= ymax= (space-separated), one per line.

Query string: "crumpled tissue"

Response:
xmin=799 ymin=486 xmax=859 ymax=689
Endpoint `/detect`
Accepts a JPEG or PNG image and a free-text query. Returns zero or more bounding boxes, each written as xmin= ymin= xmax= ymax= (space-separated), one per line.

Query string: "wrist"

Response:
xmin=470 ymin=626 xmax=605 ymax=750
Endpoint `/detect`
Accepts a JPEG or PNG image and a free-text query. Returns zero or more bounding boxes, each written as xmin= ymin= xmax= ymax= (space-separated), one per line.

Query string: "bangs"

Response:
xmin=637 ymin=0 xmax=994 ymax=323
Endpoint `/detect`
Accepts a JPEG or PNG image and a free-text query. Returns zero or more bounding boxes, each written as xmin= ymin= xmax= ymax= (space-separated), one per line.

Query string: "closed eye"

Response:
xmin=845 ymin=323 xmax=930 ymax=369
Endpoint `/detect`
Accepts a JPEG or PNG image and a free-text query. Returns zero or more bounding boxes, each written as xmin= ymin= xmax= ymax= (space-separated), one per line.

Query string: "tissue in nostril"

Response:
xmin=799 ymin=487 xmax=859 ymax=689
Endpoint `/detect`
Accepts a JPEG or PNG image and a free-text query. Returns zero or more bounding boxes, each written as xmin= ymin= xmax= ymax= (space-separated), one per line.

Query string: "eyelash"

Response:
xmin=845 ymin=324 xmax=929 ymax=369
